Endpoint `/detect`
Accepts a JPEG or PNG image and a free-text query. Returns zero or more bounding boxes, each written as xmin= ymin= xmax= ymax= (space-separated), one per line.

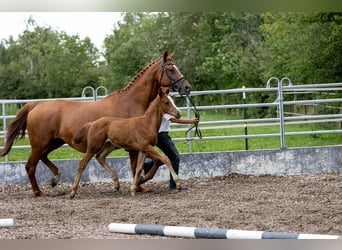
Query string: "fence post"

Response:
xmin=1 ymin=102 xmax=8 ymax=162
xmin=278 ymin=79 xmax=286 ymax=149
xmin=266 ymin=77 xmax=286 ymax=149
xmin=242 ymin=86 xmax=248 ymax=150
xmin=95 ymin=86 xmax=109 ymax=101
xmin=81 ymin=86 xmax=96 ymax=100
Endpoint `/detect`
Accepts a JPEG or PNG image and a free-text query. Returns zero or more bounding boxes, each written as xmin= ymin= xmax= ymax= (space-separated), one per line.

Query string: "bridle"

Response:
xmin=159 ymin=58 xmax=187 ymax=95
xmin=159 ymin=57 xmax=202 ymax=139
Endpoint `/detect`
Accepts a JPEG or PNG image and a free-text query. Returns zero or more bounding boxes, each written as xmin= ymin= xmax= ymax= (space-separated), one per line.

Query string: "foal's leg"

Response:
xmin=130 ymin=152 xmax=146 ymax=196
xmin=147 ymin=150 xmax=180 ymax=189
xmin=132 ymin=146 xmax=181 ymax=196
xmin=128 ymin=150 xmax=139 ymax=177
xmin=95 ymin=142 xmax=120 ymax=191
xmin=70 ymin=152 xmax=94 ymax=199
xmin=138 ymin=160 xmax=163 ymax=185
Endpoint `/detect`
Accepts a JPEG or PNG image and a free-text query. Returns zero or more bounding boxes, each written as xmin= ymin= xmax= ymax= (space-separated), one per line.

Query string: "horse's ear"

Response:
xmin=168 ymin=52 xmax=174 ymax=61
xmin=163 ymin=51 xmax=168 ymax=63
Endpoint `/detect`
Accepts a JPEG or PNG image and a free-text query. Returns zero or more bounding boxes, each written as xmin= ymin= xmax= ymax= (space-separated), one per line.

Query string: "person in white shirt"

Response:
xmin=143 ymin=112 xmax=199 ymax=189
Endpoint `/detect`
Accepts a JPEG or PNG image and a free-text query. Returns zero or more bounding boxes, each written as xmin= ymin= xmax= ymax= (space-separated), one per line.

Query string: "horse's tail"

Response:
xmin=73 ymin=122 xmax=92 ymax=144
xmin=0 ymin=102 xmax=40 ymax=157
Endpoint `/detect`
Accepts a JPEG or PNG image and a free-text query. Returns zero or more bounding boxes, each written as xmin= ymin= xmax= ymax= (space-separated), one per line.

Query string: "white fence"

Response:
xmin=1 ymin=78 xmax=342 ymax=162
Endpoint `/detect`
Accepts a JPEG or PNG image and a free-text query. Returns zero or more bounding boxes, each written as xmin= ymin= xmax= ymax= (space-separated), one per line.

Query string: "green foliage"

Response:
xmin=260 ymin=12 xmax=342 ymax=84
xmin=0 ymin=18 xmax=101 ymax=99
xmin=0 ymin=12 xmax=341 ymax=106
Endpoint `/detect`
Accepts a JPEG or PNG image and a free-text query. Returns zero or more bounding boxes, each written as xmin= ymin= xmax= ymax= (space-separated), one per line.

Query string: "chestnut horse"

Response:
xmin=0 ymin=51 xmax=191 ymax=196
xmin=71 ymin=87 xmax=181 ymax=198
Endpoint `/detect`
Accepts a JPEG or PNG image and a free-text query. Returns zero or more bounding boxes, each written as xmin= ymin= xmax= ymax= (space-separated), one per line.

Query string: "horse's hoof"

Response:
xmin=34 ymin=190 xmax=49 ymax=197
xmin=137 ymin=176 xmax=144 ymax=185
xmin=69 ymin=191 xmax=76 ymax=199
xmin=114 ymin=184 xmax=120 ymax=191
xmin=51 ymin=179 xmax=57 ymax=187
xmin=136 ymin=186 xmax=150 ymax=193
xmin=50 ymin=173 xmax=61 ymax=187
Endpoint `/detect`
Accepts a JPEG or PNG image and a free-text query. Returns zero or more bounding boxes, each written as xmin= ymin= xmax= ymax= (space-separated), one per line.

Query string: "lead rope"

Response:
xmin=185 ymin=95 xmax=202 ymax=139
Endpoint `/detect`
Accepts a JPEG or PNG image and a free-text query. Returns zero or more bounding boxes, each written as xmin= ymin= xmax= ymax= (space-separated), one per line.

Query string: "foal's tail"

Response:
xmin=73 ymin=122 xmax=92 ymax=144
xmin=0 ymin=102 xmax=40 ymax=157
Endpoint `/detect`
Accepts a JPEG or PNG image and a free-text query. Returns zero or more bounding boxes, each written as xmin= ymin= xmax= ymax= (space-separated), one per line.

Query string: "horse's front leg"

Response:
xmin=130 ymin=152 xmax=146 ymax=196
xmin=144 ymin=146 xmax=181 ymax=191
xmin=138 ymin=160 xmax=163 ymax=185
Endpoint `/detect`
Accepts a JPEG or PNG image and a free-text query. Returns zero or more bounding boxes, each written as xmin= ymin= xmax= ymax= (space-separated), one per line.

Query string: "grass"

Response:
xmin=1 ymin=111 xmax=342 ymax=162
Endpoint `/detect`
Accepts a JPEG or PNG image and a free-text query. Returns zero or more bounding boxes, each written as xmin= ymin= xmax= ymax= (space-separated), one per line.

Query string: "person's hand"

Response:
xmin=193 ymin=117 xmax=199 ymax=125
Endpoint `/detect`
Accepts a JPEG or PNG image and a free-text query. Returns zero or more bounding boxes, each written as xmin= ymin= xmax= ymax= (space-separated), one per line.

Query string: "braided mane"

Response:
xmin=118 ymin=58 xmax=160 ymax=93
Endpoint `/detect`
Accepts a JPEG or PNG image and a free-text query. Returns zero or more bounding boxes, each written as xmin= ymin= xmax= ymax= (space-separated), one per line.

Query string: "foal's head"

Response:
xmin=159 ymin=87 xmax=181 ymax=119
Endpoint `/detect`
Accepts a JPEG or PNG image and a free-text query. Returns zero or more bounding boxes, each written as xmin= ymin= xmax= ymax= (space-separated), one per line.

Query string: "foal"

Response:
xmin=71 ymin=87 xmax=181 ymax=198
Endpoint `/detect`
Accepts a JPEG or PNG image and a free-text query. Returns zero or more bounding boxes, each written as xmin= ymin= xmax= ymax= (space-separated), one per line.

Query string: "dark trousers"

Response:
xmin=144 ymin=132 xmax=180 ymax=188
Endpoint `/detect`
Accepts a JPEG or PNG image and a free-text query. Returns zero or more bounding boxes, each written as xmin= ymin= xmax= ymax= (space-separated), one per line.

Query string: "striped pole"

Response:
xmin=0 ymin=218 xmax=14 ymax=228
xmin=108 ymin=223 xmax=341 ymax=239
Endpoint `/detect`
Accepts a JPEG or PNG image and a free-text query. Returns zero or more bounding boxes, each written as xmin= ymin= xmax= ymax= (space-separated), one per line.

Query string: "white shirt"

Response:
xmin=158 ymin=113 xmax=172 ymax=133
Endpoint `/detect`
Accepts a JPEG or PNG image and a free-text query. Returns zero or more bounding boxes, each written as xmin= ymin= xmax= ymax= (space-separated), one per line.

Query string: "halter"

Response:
xmin=159 ymin=58 xmax=186 ymax=95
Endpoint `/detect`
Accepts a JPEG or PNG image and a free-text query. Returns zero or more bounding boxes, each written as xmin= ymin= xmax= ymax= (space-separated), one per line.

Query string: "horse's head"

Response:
xmin=159 ymin=51 xmax=191 ymax=96
xmin=159 ymin=87 xmax=181 ymax=119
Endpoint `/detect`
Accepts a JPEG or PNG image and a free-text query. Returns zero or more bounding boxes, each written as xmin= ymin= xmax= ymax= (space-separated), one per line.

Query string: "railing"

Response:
xmin=1 ymin=79 xmax=342 ymax=162
xmin=173 ymin=78 xmax=342 ymax=152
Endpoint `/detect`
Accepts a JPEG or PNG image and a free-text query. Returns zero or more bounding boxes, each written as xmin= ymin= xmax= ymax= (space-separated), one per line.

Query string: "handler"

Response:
xmin=143 ymin=111 xmax=199 ymax=190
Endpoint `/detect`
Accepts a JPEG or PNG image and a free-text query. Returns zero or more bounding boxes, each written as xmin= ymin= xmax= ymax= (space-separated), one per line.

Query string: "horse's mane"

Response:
xmin=116 ymin=58 xmax=160 ymax=93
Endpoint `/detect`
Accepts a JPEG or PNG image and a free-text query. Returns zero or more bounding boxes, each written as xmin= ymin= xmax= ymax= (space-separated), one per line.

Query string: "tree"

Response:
xmin=0 ymin=19 xmax=101 ymax=99
xmin=260 ymin=12 xmax=342 ymax=84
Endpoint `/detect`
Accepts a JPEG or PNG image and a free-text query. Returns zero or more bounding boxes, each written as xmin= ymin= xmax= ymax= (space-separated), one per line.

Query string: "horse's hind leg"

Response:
xmin=41 ymin=139 xmax=65 ymax=187
xmin=26 ymin=151 xmax=46 ymax=196
xmin=95 ymin=142 xmax=120 ymax=191
xmin=41 ymin=156 xmax=61 ymax=187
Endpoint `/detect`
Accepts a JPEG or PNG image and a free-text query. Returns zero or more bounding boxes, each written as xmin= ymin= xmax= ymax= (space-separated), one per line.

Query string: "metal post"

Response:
xmin=278 ymin=79 xmax=286 ymax=150
xmin=242 ymin=86 xmax=248 ymax=150
xmin=95 ymin=86 xmax=109 ymax=101
xmin=2 ymin=102 xmax=8 ymax=162
xmin=266 ymin=77 xmax=286 ymax=149
xmin=81 ymin=86 xmax=96 ymax=100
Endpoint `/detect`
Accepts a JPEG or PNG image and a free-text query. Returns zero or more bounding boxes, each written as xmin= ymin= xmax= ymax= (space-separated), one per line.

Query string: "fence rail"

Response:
xmin=1 ymin=78 xmax=342 ymax=162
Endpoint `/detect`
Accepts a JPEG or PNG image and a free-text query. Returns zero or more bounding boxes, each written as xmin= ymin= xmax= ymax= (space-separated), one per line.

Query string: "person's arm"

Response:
xmin=170 ymin=116 xmax=199 ymax=125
